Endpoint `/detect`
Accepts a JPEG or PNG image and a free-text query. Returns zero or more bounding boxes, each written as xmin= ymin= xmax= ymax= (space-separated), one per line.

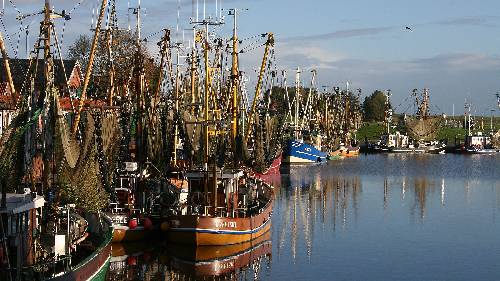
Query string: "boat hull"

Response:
xmin=49 ymin=219 xmax=113 ymax=281
xmin=166 ymin=201 xmax=273 ymax=246
xmin=111 ymin=226 xmax=154 ymax=243
xmin=283 ymin=139 xmax=327 ymax=165
xmin=250 ymin=154 xmax=282 ymax=178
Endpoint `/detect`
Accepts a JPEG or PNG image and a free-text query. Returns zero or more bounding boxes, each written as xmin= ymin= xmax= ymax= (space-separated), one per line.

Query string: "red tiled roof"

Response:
xmin=58 ymin=97 xmax=108 ymax=111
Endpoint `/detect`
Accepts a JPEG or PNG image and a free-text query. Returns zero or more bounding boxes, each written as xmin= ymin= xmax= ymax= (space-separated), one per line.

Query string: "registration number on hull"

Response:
xmin=215 ymin=221 xmax=237 ymax=228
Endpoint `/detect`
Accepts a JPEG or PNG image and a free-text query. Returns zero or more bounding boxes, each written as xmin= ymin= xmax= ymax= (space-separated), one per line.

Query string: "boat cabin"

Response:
xmin=465 ymin=133 xmax=492 ymax=149
xmin=0 ymin=191 xmax=45 ymax=280
xmin=182 ymin=169 xmax=271 ymax=219
xmin=380 ymin=132 xmax=409 ymax=148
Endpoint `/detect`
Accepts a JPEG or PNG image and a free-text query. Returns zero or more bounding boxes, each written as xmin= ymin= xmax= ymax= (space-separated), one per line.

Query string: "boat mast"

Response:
xmin=203 ymin=23 xmax=210 ymax=167
xmin=72 ymin=0 xmax=108 ymax=134
xmin=385 ymin=90 xmax=392 ymax=135
xmin=0 ymin=32 xmax=16 ymax=100
xmin=245 ymin=32 xmax=274 ymax=141
xmin=173 ymin=41 xmax=181 ymax=167
xmin=295 ymin=67 xmax=301 ymax=139
xmin=301 ymin=69 xmax=316 ymax=130
xmin=43 ymin=0 xmax=53 ymax=90
xmin=105 ymin=2 xmax=117 ymax=106
xmin=229 ymin=8 xmax=239 ymax=158
xmin=190 ymin=27 xmax=197 ymax=113
xmin=465 ymin=102 xmax=471 ymax=136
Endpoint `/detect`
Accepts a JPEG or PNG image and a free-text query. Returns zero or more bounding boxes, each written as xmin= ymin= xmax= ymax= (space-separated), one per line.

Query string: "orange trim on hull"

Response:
xmin=167 ymin=222 xmax=271 ymax=246
xmin=112 ymin=227 xmax=155 ymax=243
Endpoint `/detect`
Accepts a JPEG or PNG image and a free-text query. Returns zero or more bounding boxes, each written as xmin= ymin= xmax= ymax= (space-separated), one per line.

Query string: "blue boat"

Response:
xmin=283 ymin=139 xmax=328 ymax=165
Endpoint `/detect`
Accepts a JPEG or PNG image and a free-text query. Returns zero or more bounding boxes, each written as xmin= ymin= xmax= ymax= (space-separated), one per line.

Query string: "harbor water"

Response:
xmin=106 ymin=154 xmax=500 ymax=281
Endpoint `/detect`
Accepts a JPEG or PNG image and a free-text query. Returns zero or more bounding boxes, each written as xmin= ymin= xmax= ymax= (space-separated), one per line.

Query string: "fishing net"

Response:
xmin=55 ymin=95 xmax=120 ymax=213
xmin=406 ymin=117 xmax=443 ymax=141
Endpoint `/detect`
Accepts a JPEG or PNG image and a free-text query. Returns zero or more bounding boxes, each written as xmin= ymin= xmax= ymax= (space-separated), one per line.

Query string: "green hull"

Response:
xmin=89 ymin=257 xmax=110 ymax=281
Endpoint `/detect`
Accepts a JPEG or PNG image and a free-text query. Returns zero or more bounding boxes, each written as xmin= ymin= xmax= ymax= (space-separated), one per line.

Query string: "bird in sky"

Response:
xmin=405 ymin=26 xmax=413 ymax=32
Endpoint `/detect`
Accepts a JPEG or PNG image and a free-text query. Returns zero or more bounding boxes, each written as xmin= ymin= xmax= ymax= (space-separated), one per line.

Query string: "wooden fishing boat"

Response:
xmin=163 ymin=169 xmax=273 ymax=246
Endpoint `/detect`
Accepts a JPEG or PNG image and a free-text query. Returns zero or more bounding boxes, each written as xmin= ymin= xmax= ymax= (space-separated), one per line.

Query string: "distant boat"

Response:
xmin=329 ymin=145 xmax=360 ymax=158
xmin=283 ymin=139 xmax=328 ymax=164
xmin=458 ymin=133 xmax=500 ymax=154
xmin=282 ymin=68 xmax=327 ymax=165
xmin=456 ymin=103 xmax=500 ymax=154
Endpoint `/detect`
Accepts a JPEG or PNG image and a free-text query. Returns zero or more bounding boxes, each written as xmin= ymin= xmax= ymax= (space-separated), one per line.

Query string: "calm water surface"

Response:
xmin=106 ymin=154 xmax=500 ymax=281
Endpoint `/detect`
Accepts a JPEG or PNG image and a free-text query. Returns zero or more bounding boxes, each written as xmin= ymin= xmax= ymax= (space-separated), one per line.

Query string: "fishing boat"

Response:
xmin=150 ymin=10 xmax=277 ymax=246
xmin=283 ymin=139 xmax=328 ymax=164
xmin=163 ymin=169 xmax=274 ymax=245
xmin=456 ymin=103 xmax=500 ymax=154
xmin=329 ymin=144 xmax=360 ymax=158
xmin=458 ymin=133 xmax=499 ymax=154
xmin=282 ymin=68 xmax=328 ymax=165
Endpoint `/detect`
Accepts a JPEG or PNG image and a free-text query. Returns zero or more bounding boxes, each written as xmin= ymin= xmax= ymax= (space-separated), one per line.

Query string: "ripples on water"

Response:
xmin=106 ymin=154 xmax=500 ymax=281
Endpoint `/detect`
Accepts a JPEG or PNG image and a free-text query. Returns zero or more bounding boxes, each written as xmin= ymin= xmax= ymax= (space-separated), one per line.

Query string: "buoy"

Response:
xmin=160 ymin=221 xmax=170 ymax=232
xmin=143 ymin=218 xmax=153 ymax=230
xmin=127 ymin=256 xmax=137 ymax=266
xmin=128 ymin=218 xmax=138 ymax=229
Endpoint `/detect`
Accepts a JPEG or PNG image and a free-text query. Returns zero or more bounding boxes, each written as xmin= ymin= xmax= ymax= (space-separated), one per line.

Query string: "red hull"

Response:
xmin=249 ymin=154 xmax=282 ymax=185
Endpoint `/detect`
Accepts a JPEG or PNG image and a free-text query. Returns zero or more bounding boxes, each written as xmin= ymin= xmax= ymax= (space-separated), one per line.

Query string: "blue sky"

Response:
xmin=1 ymin=0 xmax=500 ymax=115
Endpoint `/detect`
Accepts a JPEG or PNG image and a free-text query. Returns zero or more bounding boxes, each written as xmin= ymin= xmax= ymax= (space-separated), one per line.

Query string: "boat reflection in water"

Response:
xmin=278 ymin=166 xmax=362 ymax=262
xmin=107 ymin=231 xmax=272 ymax=280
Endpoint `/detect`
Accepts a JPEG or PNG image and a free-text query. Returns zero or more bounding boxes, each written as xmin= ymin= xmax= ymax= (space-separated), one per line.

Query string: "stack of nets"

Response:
xmin=56 ymin=97 xmax=121 ymax=213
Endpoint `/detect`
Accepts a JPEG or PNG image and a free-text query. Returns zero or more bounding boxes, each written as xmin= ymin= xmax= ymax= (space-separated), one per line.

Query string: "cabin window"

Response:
xmin=24 ymin=212 xmax=29 ymax=231
xmin=9 ymin=214 xmax=17 ymax=235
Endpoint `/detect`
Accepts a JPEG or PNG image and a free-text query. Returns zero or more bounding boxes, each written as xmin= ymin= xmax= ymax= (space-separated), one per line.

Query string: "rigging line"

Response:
xmin=52 ymin=25 xmax=70 ymax=90
xmin=7 ymin=0 xmax=20 ymax=15
xmin=142 ymin=29 xmax=165 ymax=42
xmin=240 ymin=41 xmax=266 ymax=54
xmin=13 ymin=17 xmax=21 ymax=58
